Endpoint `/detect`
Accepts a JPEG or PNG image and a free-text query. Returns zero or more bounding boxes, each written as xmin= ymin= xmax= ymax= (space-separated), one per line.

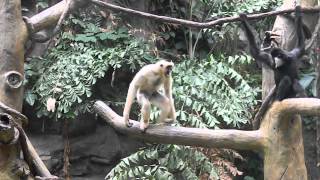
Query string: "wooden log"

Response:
xmin=93 ymin=101 xmax=264 ymax=151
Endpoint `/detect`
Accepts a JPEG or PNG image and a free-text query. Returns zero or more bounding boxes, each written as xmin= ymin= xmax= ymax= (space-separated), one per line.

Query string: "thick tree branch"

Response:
xmin=91 ymin=0 xmax=320 ymax=28
xmin=28 ymin=0 xmax=88 ymax=33
xmin=278 ymin=98 xmax=320 ymax=116
xmin=93 ymin=101 xmax=265 ymax=151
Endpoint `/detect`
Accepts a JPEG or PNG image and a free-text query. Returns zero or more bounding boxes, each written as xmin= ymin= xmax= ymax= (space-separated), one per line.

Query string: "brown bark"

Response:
xmin=261 ymin=110 xmax=307 ymax=179
xmin=94 ymin=101 xmax=264 ymax=151
xmin=0 ymin=0 xmax=55 ymax=179
xmin=315 ymin=28 xmax=320 ymax=177
xmin=258 ymin=98 xmax=320 ymax=179
xmin=0 ymin=0 xmax=27 ymax=179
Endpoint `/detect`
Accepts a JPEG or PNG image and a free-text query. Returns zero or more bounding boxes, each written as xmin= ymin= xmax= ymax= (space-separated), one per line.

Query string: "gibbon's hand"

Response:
xmin=239 ymin=13 xmax=248 ymax=21
xmin=123 ymin=114 xmax=133 ymax=127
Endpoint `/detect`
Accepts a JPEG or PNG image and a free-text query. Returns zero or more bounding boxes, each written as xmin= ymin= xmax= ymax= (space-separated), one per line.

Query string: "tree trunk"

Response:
xmin=0 ymin=0 xmax=28 ymax=179
xmin=261 ymin=106 xmax=307 ymax=179
xmin=315 ymin=27 xmax=320 ymax=179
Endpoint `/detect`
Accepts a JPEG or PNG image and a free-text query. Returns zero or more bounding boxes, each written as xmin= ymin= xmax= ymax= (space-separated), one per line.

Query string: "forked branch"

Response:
xmin=93 ymin=101 xmax=264 ymax=151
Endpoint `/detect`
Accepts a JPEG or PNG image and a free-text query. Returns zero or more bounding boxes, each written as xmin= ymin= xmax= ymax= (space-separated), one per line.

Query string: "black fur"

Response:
xmin=239 ymin=5 xmax=306 ymax=101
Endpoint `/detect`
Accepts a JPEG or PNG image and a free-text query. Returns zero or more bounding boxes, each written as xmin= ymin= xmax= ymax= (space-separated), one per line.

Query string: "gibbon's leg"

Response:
xmin=137 ymin=93 xmax=151 ymax=132
xmin=164 ymin=78 xmax=176 ymax=121
xmin=150 ymin=92 xmax=172 ymax=123
xmin=252 ymin=85 xmax=276 ymax=129
xmin=293 ymin=79 xmax=307 ymax=97
xmin=167 ymin=104 xmax=176 ymax=121
xmin=275 ymin=76 xmax=292 ymax=101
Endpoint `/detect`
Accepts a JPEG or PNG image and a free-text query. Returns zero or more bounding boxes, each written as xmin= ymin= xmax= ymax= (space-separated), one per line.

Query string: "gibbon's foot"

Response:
xmin=140 ymin=123 xmax=148 ymax=133
xmin=164 ymin=118 xmax=174 ymax=124
xmin=125 ymin=120 xmax=133 ymax=127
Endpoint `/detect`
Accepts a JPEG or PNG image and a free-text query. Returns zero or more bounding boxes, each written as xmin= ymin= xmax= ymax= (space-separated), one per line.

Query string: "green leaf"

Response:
xmin=25 ymin=90 xmax=37 ymax=106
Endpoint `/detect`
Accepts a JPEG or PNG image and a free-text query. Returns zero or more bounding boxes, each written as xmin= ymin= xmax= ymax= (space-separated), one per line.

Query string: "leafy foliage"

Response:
xmin=26 ymin=0 xmax=271 ymax=179
xmin=150 ymin=54 xmax=258 ymax=128
xmin=106 ymin=144 xmax=218 ymax=180
xmin=25 ymin=16 xmax=154 ymax=119
xmin=202 ymin=0 xmax=280 ymax=16
xmin=110 ymin=54 xmax=257 ymax=180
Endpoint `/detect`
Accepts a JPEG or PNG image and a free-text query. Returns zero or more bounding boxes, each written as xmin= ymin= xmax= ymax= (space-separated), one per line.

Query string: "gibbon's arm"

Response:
xmin=123 ymin=76 xmax=142 ymax=121
xmin=290 ymin=5 xmax=305 ymax=58
xmin=239 ymin=13 xmax=275 ymax=68
xmin=164 ymin=76 xmax=176 ymax=120
xmin=239 ymin=14 xmax=260 ymax=58
xmin=271 ymin=6 xmax=305 ymax=62
xmin=164 ymin=76 xmax=173 ymax=99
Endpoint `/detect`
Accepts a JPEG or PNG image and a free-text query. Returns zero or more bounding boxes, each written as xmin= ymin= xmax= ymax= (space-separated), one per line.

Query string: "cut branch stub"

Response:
xmin=0 ymin=113 xmax=18 ymax=144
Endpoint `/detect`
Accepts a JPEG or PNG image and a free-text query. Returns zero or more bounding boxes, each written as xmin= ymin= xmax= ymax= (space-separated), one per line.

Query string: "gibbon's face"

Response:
xmin=274 ymin=57 xmax=285 ymax=68
xmin=158 ymin=60 xmax=174 ymax=76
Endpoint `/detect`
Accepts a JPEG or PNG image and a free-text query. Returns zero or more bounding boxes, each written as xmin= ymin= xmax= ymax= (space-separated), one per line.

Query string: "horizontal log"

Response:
xmin=93 ymin=101 xmax=264 ymax=151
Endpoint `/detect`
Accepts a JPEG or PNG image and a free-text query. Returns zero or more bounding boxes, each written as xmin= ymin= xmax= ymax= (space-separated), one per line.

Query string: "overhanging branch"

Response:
xmin=27 ymin=0 xmax=320 ymax=34
xmin=91 ymin=0 xmax=320 ymax=28
xmin=94 ymin=101 xmax=265 ymax=151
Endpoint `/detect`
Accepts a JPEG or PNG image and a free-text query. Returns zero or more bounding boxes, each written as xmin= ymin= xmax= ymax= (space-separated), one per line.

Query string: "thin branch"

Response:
xmin=27 ymin=0 xmax=320 ymax=35
xmin=15 ymin=121 xmax=56 ymax=179
xmin=91 ymin=0 xmax=320 ymax=28
xmin=253 ymin=85 xmax=276 ymax=129
xmin=93 ymin=101 xmax=265 ymax=151
xmin=52 ymin=0 xmax=72 ymax=35
xmin=279 ymin=98 xmax=320 ymax=116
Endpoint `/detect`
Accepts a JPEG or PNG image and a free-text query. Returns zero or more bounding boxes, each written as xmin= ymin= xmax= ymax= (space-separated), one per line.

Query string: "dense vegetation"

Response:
xmin=24 ymin=0 xmax=300 ymax=179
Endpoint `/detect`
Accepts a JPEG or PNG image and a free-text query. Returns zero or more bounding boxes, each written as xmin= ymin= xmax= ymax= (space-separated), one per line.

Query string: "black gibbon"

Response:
xmin=123 ymin=60 xmax=176 ymax=132
xmin=239 ymin=5 xmax=306 ymax=101
xmin=239 ymin=6 xmax=307 ymax=128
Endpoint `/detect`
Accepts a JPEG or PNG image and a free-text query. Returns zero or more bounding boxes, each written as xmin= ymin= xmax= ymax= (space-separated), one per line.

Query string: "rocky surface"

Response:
xmin=29 ymin=124 xmax=142 ymax=179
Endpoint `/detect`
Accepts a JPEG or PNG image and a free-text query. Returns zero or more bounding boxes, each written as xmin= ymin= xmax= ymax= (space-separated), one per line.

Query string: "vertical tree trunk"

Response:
xmin=261 ymin=111 xmax=307 ymax=179
xmin=315 ymin=30 xmax=320 ymax=179
xmin=0 ymin=0 xmax=28 ymax=179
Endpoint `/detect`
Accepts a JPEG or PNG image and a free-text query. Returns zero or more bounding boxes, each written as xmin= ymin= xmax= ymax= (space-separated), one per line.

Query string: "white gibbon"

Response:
xmin=123 ymin=60 xmax=176 ymax=132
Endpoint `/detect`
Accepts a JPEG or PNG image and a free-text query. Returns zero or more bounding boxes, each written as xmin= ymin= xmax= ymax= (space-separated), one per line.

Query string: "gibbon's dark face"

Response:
xmin=157 ymin=60 xmax=174 ymax=76
xmin=165 ymin=65 xmax=173 ymax=76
